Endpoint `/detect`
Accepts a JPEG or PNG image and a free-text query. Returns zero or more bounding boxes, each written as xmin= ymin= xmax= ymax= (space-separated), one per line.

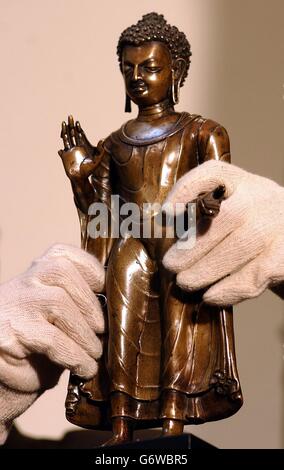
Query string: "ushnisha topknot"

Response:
xmin=117 ymin=12 xmax=192 ymax=87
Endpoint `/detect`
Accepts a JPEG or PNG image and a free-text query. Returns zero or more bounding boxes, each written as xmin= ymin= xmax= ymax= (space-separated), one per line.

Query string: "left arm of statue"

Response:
xmin=197 ymin=120 xmax=231 ymax=164
xmin=194 ymin=121 xmax=230 ymax=217
xmin=162 ymin=121 xmax=284 ymax=305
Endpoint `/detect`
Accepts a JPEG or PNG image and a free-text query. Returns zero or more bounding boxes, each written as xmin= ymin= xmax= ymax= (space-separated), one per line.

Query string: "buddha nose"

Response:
xmin=132 ymin=64 xmax=141 ymax=81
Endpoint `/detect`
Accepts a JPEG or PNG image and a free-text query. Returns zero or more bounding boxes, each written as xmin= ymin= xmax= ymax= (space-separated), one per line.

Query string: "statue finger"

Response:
xmin=68 ymin=115 xmax=75 ymax=129
xmin=60 ymin=121 xmax=66 ymax=139
xmin=74 ymin=121 xmax=82 ymax=146
xmin=68 ymin=115 xmax=76 ymax=147
xmin=76 ymin=120 xmax=83 ymax=134
xmin=61 ymin=122 xmax=71 ymax=150
xmin=75 ymin=121 xmax=84 ymax=146
xmin=63 ymin=133 xmax=71 ymax=150
xmin=70 ymin=126 xmax=77 ymax=147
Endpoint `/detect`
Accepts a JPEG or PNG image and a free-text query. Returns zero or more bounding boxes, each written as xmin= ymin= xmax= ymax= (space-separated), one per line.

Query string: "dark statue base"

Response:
xmin=103 ymin=433 xmax=215 ymax=449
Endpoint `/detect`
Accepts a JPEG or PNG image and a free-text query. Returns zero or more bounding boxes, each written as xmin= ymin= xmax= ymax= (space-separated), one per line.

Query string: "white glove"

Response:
xmin=163 ymin=160 xmax=284 ymax=306
xmin=0 ymin=243 xmax=105 ymax=444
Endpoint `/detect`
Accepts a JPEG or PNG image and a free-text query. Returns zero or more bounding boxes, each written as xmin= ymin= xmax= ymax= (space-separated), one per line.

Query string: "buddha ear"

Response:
xmin=171 ymin=58 xmax=186 ymax=105
xmin=172 ymin=58 xmax=187 ymax=84
xmin=125 ymin=93 xmax=132 ymax=113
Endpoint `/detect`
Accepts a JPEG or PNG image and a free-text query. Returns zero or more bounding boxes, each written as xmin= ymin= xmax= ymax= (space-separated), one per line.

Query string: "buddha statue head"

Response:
xmin=117 ymin=12 xmax=192 ymax=112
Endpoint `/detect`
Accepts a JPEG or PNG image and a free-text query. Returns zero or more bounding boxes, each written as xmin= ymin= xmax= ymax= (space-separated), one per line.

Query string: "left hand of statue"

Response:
xmin=162 ymin=160 xmax=284 ymax=306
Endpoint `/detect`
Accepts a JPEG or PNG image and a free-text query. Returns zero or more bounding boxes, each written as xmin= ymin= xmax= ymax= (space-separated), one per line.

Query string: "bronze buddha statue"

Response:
xmin=59 ymin=12 xmax=243 ymax=446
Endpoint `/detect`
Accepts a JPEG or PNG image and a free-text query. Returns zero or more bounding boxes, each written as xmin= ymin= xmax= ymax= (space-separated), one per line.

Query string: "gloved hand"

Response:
xmin=0 ymin=244 xmax=105 ymax=444
xmin=163 ymin=160 xmax=284 ymax=306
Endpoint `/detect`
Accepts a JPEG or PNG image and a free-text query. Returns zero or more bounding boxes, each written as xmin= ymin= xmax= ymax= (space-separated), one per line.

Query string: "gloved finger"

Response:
xmin=163 ymin=195 xmax=245 ymax=272
xmin=35 ymin=285 xmax=103 ymax=359
xmin=16 ymin=320 xmax=98 ymax=379
xmin=0 ymin=355 xmax=40 ymax=392
xmin=0 ymin=355 xmax=60 ymax=393
xmin=202 ymin=253 xmax=271 ymax=305
xmin=176 ymin=223 xmax=265 ymax=291
xmin=162 ymin=160 xmax=247 ymax=215
xmin=27 ymin=258 xmax=105 ymax=333
xmin=36 ymin=243 xmax=105 ymax=292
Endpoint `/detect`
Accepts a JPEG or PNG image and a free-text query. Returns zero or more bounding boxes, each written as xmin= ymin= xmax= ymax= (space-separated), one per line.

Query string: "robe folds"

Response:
xmin=66 ymin=113 xmax=243 ymax=429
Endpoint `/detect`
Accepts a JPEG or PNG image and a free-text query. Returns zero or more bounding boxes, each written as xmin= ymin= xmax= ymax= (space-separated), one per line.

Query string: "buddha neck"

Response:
xmin=137 ymin=99 xmax=175 ymax=122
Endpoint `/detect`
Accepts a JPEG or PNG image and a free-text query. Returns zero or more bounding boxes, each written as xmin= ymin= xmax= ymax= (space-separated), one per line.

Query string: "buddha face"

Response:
xmin=121 ymin=41 xmax=173 ymax=107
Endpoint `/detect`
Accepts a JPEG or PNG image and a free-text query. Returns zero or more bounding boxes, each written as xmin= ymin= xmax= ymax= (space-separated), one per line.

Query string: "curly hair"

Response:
xmin=117 ymin=12 xmax=192 ymax=87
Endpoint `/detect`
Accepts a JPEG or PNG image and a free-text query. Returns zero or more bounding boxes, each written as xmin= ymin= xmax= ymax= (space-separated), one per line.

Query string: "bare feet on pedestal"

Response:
xmin=101 ymin=417 xmax=134 ymax=447
xmin=162 ymin=419 xmax=184 ymax=436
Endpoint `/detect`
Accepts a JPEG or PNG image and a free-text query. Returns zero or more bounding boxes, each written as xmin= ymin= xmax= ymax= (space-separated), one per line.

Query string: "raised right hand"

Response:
xmin=58 ymin=115 xmax=102 ymax=181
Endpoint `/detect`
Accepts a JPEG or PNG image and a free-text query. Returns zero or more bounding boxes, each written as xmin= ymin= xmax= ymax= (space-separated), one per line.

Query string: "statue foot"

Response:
xmin=102 ymin=417 xmax=134 ymax=447
xmin=162 ymin=418 xmax=184 ymax=436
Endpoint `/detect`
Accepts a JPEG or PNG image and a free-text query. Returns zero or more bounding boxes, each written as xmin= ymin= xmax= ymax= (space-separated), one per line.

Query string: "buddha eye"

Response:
xmin=144 ymin=66 xmax=161 ymax=73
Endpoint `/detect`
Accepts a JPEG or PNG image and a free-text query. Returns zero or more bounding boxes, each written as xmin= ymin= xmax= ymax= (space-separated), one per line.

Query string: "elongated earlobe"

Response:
xmin=125 ymin=94 xmax=132 ymax=113
xmin=171 ymin=59 xmax=186 ymax=106
xmin=171 ymin=70 xmax=180 ymax=105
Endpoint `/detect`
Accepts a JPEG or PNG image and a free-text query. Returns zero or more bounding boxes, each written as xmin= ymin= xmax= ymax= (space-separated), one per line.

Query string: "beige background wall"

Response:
xmin=0 ymin=0 xmax=283 ymax=448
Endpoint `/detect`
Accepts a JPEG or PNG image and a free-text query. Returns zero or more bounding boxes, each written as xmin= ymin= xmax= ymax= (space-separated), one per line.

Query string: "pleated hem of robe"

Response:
xmin=66 ymin=387 xmax=243 ymax=431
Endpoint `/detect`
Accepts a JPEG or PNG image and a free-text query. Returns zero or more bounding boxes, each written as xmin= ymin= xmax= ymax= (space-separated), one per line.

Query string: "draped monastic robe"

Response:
xmin=66 ymin=113 xmax=243 ymax=429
